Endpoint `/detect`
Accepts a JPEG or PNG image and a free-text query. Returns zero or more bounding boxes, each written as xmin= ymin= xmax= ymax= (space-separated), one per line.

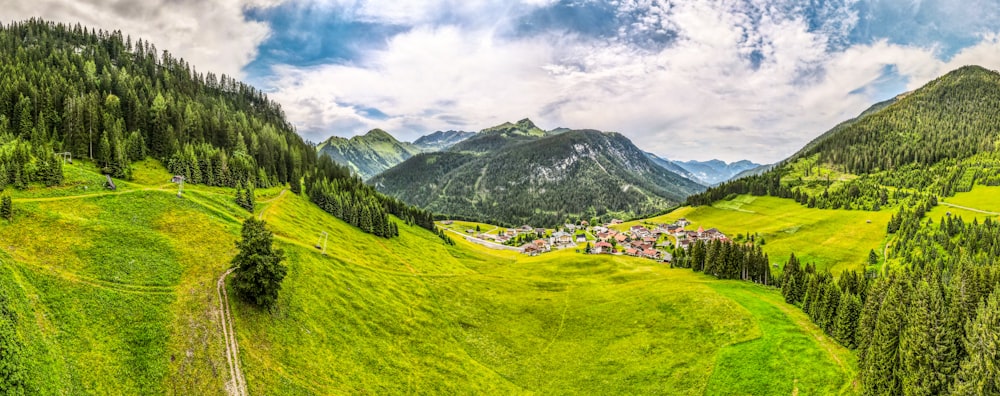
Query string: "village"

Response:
xmin=440 ymin=218 xmax=730 ymax=263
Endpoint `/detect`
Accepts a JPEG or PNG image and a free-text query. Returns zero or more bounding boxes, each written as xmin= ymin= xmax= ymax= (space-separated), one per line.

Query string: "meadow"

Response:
xmin=0 ymin=159 xmax=857 ymax=394
xmin=622 ymin=195 xmax=893 ymax=275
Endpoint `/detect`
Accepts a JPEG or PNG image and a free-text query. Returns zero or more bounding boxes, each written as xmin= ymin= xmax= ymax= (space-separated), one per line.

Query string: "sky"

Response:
xmin=8 ymin=0 xmax=1000 ymax=163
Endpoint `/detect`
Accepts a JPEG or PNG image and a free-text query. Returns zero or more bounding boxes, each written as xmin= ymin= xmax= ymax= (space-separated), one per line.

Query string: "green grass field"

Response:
xmin=0 ymin=159 xmax=857 ymax=394
xmin=622 ymin=195 xmax=893 ymax=275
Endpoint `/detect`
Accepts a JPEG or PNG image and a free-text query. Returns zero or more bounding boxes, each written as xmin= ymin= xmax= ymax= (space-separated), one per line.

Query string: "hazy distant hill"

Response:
xmin=644 ymin=152 xmax=704 ymax=185
xmin=371 ymin=122 xmax=705 ymax=226
xmin=317 ymin=129 xmax=422 ymax=180
xmin=412 ymin=130 xmax=475 ymax=152
xmin=672 ymin=159 xmax=761 ymax=185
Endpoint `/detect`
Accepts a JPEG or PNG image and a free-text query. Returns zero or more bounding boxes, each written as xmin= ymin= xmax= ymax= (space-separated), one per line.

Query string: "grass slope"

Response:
xmin=625 ymin=195 xmax=892 ymax=275
xmin=0 ymin=160 xmax=855 ymax=394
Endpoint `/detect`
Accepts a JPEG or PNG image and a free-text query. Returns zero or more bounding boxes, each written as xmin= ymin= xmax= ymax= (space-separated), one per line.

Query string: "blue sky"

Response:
xmin=11 ymin=0 xmax=1000 ymax=162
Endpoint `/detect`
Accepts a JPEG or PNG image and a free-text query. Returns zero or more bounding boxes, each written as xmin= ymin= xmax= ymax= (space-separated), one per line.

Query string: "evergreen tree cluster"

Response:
xmin=306 ymin=156 xmax=435 ymax=238
xmin=0 ymin=19 xmax=314 ymax=188
xmin=0 ymin=19 xmax=441 ymax=240
xmin=673 ymin=239 xmax=773 ymax=286
xmin=234 ymin=181 xmax=255 ymax=212
xmin=781 ymin=195 xmax=1000 ymax=395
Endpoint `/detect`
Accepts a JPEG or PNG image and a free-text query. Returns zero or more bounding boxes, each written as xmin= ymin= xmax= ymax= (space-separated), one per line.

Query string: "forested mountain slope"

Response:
xmin=688 ymin=65 xmax=1000 ymax=210
xmin=680 ymin=65 xmax=1000 ymax=396
xmin=372 ymin=128 xmax=705 ymax=226
xmin=316 ymin=128 xmax=421 ymax=180
xmin=0 ymin=19 xmax=433 ymax=239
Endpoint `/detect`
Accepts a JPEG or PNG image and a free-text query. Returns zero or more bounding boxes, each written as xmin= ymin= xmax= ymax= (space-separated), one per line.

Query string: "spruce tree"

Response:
xmin=901 ymin=280 xmax=960 ymax=396
xmin=0 ymin=196 xmax=11 ymax=221
xmin=833 ymin=292 xmax=862 ymax=349
xmin=231 ymin=217 xmax=287 ymax=309
xmin=862 ymin=279 xmax=905 ymax=396
xmin=951 ymin=287 xmax=1000 ymax=395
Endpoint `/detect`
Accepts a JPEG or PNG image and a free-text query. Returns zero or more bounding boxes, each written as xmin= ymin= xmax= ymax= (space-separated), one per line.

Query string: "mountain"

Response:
xmin=688 ymin=65 xmax=1000 ymax=210
xmin=729 ymin=163 xmax=775 ymax=180
xmin=371 ymin=125 xmax=706 ymax=226
xmin=317 ymin=129 xmax=422 ymax=180
xmin=672 ymin=159 xmax=762 ymax=185
xmin=412 ymin=130 xmax=475 ymax=152
xmin=449 ymin=118 xmax=548 ymax=153
xmin=643 ymin=152 xmax=704 ymax=185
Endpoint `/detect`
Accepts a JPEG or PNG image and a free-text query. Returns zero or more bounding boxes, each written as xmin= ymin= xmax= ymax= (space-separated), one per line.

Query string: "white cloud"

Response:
xmin=3 ymin=0 xmax=275 ymax=78
xmin=268 ymin=0 xmax=1000 ymax=163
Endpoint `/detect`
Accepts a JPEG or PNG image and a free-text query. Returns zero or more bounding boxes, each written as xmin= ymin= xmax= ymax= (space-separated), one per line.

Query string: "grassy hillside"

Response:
xmin=625 ymin=195 xmax=893 ymax=275
xmin=0 ymin=159 xmax=854 ymax=394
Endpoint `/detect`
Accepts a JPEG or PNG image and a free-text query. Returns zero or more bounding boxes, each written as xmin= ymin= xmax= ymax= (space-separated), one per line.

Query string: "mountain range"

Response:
xmin=671 ymin=159 xmax=762 ymax=185
xmin=370 ymin=119 xmax=706 ymax=226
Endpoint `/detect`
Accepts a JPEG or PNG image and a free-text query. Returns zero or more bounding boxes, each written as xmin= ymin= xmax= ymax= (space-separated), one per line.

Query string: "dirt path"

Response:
xmin=938 ymin=201 xmax=1000 ymax=215
xmin=217 ymin=268 xmax=247 ymax=396
xmin=258 ymin=189 xmax=287 ymax=220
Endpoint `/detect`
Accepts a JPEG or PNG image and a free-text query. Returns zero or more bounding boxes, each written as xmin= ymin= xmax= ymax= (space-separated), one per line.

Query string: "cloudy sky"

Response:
xmin=9 ymin=0 xmax=1000 ymax=162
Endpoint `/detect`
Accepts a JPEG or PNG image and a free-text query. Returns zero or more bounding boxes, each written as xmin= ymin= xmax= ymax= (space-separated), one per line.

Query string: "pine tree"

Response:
xmin=0 ymin=196 xmax=11 ymax=221
xmin=833 ymin=292 xmax=862 ymax=349
xmin=901 ymin=279 xmax=961 ymax=396
xmin=230 ymin=217 xmax=287 ymax=309
xmin=951 ymin=287 xmax=1000 ymax=395
xmin=862 ymin=279 xmax=906 ymax=396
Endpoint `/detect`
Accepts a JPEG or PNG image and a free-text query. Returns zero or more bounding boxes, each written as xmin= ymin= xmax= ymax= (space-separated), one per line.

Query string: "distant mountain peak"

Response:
xmin=363 ymin=128 xmax=396 ymax=141
xmin=515 ymin=118 xmax=538 ymax=130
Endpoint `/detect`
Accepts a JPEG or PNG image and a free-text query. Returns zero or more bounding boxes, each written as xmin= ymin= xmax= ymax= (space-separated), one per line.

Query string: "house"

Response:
xmin=171 ymin=175 xmax=185 ymax=184
xmin=593 ymin=241 xmax=613 ymax=254
xmin=523 ymin=244 xmax=541 ymax=255
xmin=533 ymin=239 xmax=550 ymax=251
xmin=642 ymin=249 xmax=660 ymax=259
xmin=630 ymin=225 xmax=647 ymax=233
xmin=611 ymin=219 xmax=624 ymax=225
xmin=535 ymin=228 xmax=547 ymax=236
xmin=625 ymin=248 xmax=639 ymax=256
xmin=661 ymin=251 xmax=673 ymax=263
xmin=676 ymin=218 xmax=690 ymax=227
xmin=496 ymin=235 xmax=511 ymax=243
xmin=576 ymin=235 xmax=587 ymax=243
xmin=614 ymin=233 xmax=629 ymax=243
xmin=466 ymin=229 xmax=475 ymax=234
xmin=596 ymin=232 xmax=611 ymax=241
xmin=564 ymin=224 xmax=577 ymax=233
xmin=504 ymin=229 xmax=517 ymax=237
xmin=552 ymin=231 xmax=574 ymax=246
xmin=592 ymin=226 xmax=609 ymax=234
xmin=643 ymin=236 xmax=658 ymax=244
xmin=479 ymin=233 xmax=496 ymax=241
xmin=520 ymin=225 xmax=534 ymax=233
xmin=580 ymin=220 xmax=589 ymax=226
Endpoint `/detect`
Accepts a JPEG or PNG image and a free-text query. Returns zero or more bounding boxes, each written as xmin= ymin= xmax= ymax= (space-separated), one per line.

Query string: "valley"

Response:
xmin=1 ymin=159 xmax=855 ymax=394
xmin=3 ymin=16 xmax=1000 ymax=396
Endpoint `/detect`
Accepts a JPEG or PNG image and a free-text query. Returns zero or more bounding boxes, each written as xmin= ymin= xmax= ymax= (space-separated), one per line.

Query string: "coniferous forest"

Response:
xmin=685 ymin=66 xmax=1000 ymax=395
xmin=0 ymin=19 xmax=433 ymax=238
